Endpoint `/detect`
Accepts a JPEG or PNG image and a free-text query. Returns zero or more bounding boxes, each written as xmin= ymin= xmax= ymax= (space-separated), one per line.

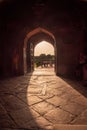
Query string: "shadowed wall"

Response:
xmin=0 ymin=0 xmax=87 ymax=78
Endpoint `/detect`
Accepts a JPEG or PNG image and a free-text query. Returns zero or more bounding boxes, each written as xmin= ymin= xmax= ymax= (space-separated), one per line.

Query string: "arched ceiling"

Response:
xmin=0 ymin=0 xmax=87 ymax=13
xmin=0 ymin=0 xmax=87 ymax=12
xmin=0 ymin=0 xmax=86 ymax=23
xmin=24 ymin=27 xmax=56 ymax=48
xmin=0 ymin=0 xmax=86 ymax=38
xmin=28 ymin=32 xmax=55 ymax=47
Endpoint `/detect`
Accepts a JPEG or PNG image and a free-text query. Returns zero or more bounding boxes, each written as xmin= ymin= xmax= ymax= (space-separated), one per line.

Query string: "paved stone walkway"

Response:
xmin=0 ymin=68 xmax=87 ymax=130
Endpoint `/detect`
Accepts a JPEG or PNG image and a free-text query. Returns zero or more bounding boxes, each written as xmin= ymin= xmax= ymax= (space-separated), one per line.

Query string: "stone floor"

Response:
xmin=0 ymin=68 xmax=87 ymax=130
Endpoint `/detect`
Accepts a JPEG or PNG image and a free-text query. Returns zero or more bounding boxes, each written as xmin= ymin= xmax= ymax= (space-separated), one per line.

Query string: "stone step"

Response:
xmin=54 ymin=125 xmax=87 ymax=130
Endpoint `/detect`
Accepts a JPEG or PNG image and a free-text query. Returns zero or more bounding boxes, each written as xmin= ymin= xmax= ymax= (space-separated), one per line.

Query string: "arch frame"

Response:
xmin=23 ymin=27 xmax=57 ymax=74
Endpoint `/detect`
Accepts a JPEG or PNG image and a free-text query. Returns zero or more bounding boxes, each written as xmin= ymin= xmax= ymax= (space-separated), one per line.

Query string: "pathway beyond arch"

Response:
xmin=0 ymin=68 xmax=87 ymax=129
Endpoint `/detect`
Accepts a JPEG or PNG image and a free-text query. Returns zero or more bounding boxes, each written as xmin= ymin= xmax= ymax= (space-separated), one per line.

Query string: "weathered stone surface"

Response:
xmin=0 ymin=129 xmax=21 ymax=130
xmin=16 ymin=93 xmax=27 ymax=103
xmin=46 ymin=96 xmax=68 ymax=107
xmin=27 ymin=95 xmax=43 ymax=106
xmin=0 ymin=68 xmax=87 ymax=129
xmin=0 ymin=95 xmax=27 ymax=112
xmin=10 ymin=107 xmax=40 ymax=128
xmin=60 ymin=92 xmax=80 ymax=101
xmin=28 ymin=116 xmax=52 ymax=129
xmin=48 ymin=88 xmax=65 ymax=96
xmin=71 ymin=109 xmax=87 ymax=124
xmin=54 ymin=125 xmax=87 ymax=130
xmin=31 ymin=101 xmax=54 ymax=116
xmin=0 ymin=103 xmax=7 ymax=115
xmin=71 ymin=96 xmax=87 ymax=107
xmin=61 ymin=102 xmax=86 ymax=116
xmin=44 ymin=108 xmax=75 ymax=124
xmin=38 ymin=93 xmax=54 ymax=100
xmin=0 ymin=114 xmax=16 ymax=128
xmin=27 ymin=87 xmax=42 ymax=94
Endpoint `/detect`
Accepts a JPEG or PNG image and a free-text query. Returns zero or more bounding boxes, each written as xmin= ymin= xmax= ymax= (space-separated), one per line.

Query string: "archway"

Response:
xmin=23 ymin=27 xmax=56 ymax=74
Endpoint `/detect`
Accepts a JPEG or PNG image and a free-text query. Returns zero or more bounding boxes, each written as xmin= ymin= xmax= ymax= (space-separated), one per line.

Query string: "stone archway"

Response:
xmin=23 ymin=27 xmax=56 ymax=74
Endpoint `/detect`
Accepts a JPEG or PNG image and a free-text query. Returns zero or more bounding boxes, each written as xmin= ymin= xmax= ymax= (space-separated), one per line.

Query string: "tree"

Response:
xmin=34 ymin=54 xmax=55 ymax=67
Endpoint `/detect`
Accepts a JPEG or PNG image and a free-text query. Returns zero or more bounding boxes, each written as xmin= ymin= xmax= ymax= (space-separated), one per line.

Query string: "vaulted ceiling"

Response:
xmin=0 ymin=0 xmax=87 ymax=23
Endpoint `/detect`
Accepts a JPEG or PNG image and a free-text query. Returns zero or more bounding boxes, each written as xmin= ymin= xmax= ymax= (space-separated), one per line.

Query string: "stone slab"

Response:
xmin=31 ymin=101 xmax=54 ymax=116
xmin=54 ymin=125 xmax=87 ymax=130
xmin=44 ymin=108 xmax=75 ymax=124
xmin=46 ymin=96 xmax=68 ymax=107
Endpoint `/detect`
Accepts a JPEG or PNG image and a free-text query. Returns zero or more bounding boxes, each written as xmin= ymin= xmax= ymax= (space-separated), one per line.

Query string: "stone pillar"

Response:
xmin=23 ymin=48 xmax=27 ymax=74
xmin=26 ymin=43 xmax=31 ymax=73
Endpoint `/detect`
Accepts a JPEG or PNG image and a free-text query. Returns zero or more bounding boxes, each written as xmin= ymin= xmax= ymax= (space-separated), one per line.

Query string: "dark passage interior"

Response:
xmin=0 ymin=0 xmax=87 ymax=80
xmin=0 ymin=0 xmax=87 ymax=129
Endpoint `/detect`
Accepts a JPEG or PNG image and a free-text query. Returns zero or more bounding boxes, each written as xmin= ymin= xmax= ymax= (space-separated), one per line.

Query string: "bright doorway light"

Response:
xmin=34 ymin=41 xmax=55 ymax=69
xmin=34 ymin=41 xmax=54 ymax=56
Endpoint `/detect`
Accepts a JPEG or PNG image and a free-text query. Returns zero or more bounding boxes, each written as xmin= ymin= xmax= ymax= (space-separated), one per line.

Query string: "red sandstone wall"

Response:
xmin=0 ymin=0 xmax=86 ymax=78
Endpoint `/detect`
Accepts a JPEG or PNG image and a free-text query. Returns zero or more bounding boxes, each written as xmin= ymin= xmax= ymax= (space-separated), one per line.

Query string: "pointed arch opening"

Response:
xmin=23 ymin=27 xmax=57 ymax=74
